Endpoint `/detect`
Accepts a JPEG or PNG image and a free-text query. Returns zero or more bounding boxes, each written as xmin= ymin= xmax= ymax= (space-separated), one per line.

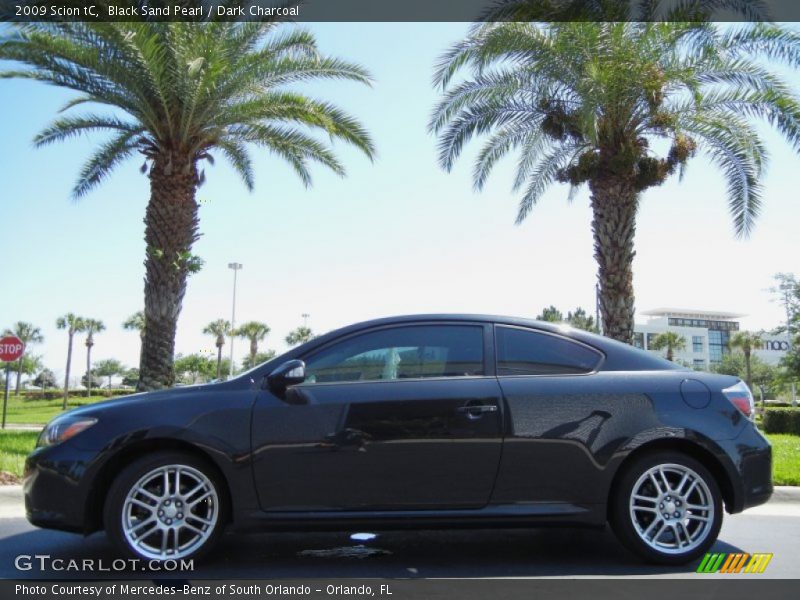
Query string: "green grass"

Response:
xmin=0 ymin=430 xmax=39 ymax=479
xmin=1 ymin=394 xmax=110 ymax=425
xmin=767 ymin=434 xmax=800 ymax=486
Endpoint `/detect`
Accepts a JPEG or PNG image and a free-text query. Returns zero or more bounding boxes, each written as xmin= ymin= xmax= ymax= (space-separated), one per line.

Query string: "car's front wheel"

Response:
xmin=609 ymin=451 xmax=723 ymax=564
xmin=104 ymin=451 xmax=226 ymax=562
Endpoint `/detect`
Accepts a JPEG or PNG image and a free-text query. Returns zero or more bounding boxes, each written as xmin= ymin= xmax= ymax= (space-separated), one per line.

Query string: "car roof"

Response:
xmin=293 ymin=313 xmax=682 ymax=372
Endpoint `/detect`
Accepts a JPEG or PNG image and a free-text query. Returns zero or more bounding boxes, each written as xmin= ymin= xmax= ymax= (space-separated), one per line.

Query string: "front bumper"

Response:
xmin=23 ymin=443 xmax=100 ymax=533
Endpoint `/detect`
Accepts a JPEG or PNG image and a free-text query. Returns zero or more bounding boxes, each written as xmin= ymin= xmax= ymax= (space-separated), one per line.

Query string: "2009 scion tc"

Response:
xmin=24 ymin=315 xmax=772 ymax=564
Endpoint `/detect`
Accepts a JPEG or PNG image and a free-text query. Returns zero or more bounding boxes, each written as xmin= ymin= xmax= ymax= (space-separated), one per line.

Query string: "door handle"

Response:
xmin=456 ymin=404 xmax=498 ymax=419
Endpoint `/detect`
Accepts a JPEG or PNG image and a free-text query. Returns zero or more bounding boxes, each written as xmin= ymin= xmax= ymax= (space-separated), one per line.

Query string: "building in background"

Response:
xmin=634 ymin=308 xmax=789 ymax=370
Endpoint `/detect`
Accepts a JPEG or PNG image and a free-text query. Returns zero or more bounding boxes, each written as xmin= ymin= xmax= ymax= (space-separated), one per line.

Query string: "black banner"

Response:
xmin=3 ymin=0 xmax=800 ymax=23
xmin=4 ymin=579 xmax=800 ymax=600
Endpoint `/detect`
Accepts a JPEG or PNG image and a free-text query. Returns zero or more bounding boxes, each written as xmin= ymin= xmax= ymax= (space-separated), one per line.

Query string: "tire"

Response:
xmin=104 ymin=451 xmax=227 ymax=562
xmin=609 ymin=451 xmax=723 ymax=565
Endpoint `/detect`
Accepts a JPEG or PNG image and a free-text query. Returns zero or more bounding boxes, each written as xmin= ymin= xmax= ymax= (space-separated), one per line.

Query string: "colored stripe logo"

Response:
xmin=696 ymin=552 xmax=773 ymax=574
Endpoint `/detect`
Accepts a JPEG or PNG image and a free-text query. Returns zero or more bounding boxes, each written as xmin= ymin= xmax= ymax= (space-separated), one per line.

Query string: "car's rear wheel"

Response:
xmin=609 ymin=451 xmax=723 ymax=564
xmin=104 ymin=451 xmax=226 ymax=562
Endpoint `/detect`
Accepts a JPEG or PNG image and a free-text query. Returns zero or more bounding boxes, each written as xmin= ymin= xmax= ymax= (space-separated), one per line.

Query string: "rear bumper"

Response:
xmin=719 ymin=424 xmax=773 ymax=513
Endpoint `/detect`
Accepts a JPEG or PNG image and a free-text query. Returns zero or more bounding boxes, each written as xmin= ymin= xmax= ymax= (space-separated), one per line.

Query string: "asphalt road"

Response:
xmin=1 ymin=490 xmax=798 ymax=580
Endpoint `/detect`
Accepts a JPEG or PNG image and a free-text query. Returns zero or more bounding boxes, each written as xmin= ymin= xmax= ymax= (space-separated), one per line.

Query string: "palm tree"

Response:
xmin=235 ymin=321 xmax=271 ymax=370
xmin=649 ymin=332 xmax=686 ymax=362
xmin=285 ymin=325 xmax=314 ymax=347
xmin=94 ymin=358 xmax=125 ymax=396
xmin=83 ymin=319 xmax=105 ymax=397
xmin=123 ymin=311 xmax=146 ymax=370
xmin=1 ymin=15 xmax=375 ymax=390
xmin=56 ymin=313 xmax=86 ymax=408
xmin=431 ymin=20 xmax=800 ymax=342
xmin=203 ymin=320 xmax=231 ymax=380
xmin=730 ymin=331 xmax=764 ymax=390
xmin=3 ymin=322 xmax=43 ymax=395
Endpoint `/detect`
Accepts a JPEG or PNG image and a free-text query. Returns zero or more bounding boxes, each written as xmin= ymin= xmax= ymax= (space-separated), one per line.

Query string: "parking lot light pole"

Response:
xmin=228 ymin=262 xmax=243 ymax=378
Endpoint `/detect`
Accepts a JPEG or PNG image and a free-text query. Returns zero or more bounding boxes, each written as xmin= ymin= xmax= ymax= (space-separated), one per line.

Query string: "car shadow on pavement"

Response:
xmin=0 ymin=525 xmax=744 ymax=579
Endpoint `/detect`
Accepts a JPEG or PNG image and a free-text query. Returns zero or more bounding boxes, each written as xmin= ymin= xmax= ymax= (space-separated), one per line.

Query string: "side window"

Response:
xmin=495 ymin=326 xmax=601 ymax=376
xmin=304 ymin=325 xmax=484 ymax=384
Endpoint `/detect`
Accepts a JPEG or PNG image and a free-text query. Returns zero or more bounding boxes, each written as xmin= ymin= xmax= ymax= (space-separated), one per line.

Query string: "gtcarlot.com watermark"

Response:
xmin=14 ymin=554 xmax=194 ymax=573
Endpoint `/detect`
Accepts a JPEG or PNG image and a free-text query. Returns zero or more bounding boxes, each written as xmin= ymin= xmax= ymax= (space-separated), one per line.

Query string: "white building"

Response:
xmin=634 ymin=308 xmax=790 ymax=370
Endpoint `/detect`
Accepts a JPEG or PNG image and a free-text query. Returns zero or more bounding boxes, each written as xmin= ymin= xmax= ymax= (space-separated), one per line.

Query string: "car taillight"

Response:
xmin=722 ymin=380 xmax=754 ymax=419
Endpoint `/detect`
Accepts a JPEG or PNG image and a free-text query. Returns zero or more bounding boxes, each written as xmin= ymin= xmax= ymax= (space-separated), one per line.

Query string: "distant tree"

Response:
xmin=241 ymin=350 xmax=277 ymax=371
xmin=56 ymin=313 xmax=86 ymax=408
xmin=203 ymin=320 xmax=231 ymax=380
xmin=80 ymin=371 xmax=104 ymax=389
xmin=174 ymin=354 xmax=214 ymax=385
xmin=33 ymin=368 xmax=57 ymax=391
xmin=236 ymin=321 xmax=271 ymax=369
xmin=123 ymin=311 xmax=145 ymax=369
xmin=83 ymin=319 xmax=105 ymax=397
xmin=285 ymin=326 xmax=315 ymax=347
xmin=729 ymin=331 xmax=764 ymax=390
xmin=121 ymin=368 xmax=139 ymax=388
xmin=536 ymin=306 xmax=563 ymax=323
xmin=94 ymin=359 xmax=125 ymax=395
xmin=174 ymin=354 xmax=231 ymax=384
xmin=566 ymin=307 xmax=598 ymax=332
xmin=649 ymin=332 xmax=686 ymax=362
xmin=3 ymin=321 xmax=44 ymax=395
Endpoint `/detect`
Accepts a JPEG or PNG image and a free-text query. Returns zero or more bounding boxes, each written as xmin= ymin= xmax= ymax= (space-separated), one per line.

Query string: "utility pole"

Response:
xmin=228 ymin=263 xmax=243 ymax=378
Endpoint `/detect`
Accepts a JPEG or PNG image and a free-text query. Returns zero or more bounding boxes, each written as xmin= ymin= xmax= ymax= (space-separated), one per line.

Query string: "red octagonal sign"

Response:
xmin=0 ymin=336 xmax=25 ymax=362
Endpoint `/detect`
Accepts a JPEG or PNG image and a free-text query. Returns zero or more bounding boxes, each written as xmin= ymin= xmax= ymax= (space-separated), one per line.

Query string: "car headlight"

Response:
xmin=37 ymin=416 xmax=98 ymax=448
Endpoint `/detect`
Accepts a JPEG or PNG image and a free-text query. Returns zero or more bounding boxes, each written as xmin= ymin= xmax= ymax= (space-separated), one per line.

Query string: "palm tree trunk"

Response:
xmin=15 ymin=355 xmax=22 ymax=395
xmin=63 ymin=333 xmax=73 ymax=409
xmin=589 ymin=177 xmax=638 ymax=343
xmin=86 ymin=343 xmax=92 ymax=398
xmin=216 ymin=345 xmax=222 ymax=380
xmin=667 ymin=347 xmax=674 ymax=361
xmin=250 ymin=338 xmax=257 ymax=368
xmin=744 ymin=350 xmax=752 ymax=389
xmin=138 ymin=153 xmax=199 ymax=391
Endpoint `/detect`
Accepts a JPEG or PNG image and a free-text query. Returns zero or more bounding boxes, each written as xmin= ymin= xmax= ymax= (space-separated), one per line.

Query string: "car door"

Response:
xmin=251 ymin=322 xmax=504 ymax=511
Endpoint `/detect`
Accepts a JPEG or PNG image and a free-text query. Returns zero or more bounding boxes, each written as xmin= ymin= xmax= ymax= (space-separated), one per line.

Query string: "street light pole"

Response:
xmin=228 ymin=262 xmax=243 ymax=378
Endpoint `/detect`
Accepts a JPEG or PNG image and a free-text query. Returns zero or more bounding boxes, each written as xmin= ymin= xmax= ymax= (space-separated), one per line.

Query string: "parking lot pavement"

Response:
xmin=1 ymin=486 xmax=798 ymax=579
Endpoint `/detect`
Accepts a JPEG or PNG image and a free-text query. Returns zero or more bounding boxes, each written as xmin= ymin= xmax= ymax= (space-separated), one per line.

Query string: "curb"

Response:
xmin=771 ymin=486 xmax=800 ymax=503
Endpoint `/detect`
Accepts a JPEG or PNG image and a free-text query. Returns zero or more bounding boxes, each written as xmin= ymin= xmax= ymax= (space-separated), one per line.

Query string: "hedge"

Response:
xmin=19 ymin=389 xmax=133 ymax=401
xmin=763 ymin=408 xmax=800 ymax=436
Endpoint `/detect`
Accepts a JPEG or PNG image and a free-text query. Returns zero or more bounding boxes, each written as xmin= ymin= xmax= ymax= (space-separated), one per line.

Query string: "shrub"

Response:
xmin=763 ymin=408 xmax=800 ymax=436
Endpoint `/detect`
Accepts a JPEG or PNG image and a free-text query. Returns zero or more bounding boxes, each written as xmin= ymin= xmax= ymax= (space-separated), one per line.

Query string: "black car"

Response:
xmin=24 ymin=314 xmax=772 ymax=565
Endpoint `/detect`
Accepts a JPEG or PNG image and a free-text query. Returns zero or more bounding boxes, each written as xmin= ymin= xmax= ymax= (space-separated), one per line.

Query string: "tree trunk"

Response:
xmin=15 ymin=355 xmax=22 ymax=395
xmin=86 ymin=342 xmax=93 ymax=398
xmin=744 ymin=349 xmax=752 ymax=389
xmin=250 ymin=338 xmax=257 ymax=368
xmin=667 ymin=347 xmax=674 ymax=362
xmin=138 ymin=153 xmax=199 ymax=391
xmin=589 ymin=177 xmax=639 ymax=343
xmin=63 ymin=333 xmax=73 ymax=409
xmin=216 ymin=345 xmax=223 ymax=380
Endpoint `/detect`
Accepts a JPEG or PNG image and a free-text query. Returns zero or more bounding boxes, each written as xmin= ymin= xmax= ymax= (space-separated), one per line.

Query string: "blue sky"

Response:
xmin=1 ymin=22 xmax=798 ymax=378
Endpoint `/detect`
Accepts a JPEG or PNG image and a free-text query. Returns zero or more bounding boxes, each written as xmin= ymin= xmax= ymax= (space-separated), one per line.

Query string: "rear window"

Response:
xmin=496 ymin=326 xmax=601 ymax=375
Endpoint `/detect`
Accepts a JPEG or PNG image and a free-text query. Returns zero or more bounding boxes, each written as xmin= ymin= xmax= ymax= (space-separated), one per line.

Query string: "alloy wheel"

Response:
xmin=121 ymin=464 xmax=219 ymax=560
xmin=628 ymin=463 xmax=715 ymax=555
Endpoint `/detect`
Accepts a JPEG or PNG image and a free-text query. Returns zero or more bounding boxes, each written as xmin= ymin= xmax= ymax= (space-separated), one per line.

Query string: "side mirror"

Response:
xmin=266 ymin=360 xmax=306 ymax=397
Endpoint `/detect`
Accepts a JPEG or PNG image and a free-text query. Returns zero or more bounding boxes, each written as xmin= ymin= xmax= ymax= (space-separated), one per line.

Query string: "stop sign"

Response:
xmin=0 ymin=336 xmax=25 ymax=362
